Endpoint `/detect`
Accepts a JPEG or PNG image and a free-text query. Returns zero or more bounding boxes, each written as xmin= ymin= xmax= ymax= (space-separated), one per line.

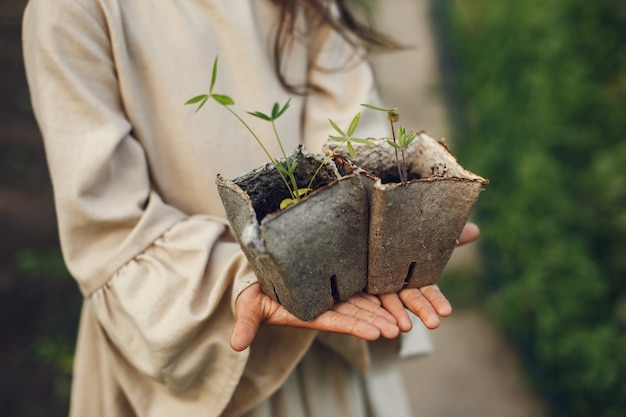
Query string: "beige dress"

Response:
xmin=23 ymin=0 xmax=432 ymax=416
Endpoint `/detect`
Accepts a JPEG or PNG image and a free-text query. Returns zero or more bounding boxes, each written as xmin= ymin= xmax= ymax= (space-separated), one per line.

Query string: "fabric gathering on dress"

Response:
xmin=22 ymin=0 xmax=433 ymax=416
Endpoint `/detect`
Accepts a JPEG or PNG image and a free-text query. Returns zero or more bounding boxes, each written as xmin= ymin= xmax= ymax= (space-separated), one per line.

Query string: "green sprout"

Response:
xmin=247 ymin=101 xmax=308 ymax=208
xmin=185 ymin=57 xmax=410 ymax=209
xmin=328 ymin=112 xmax=376 ymax=159
xmin=297 ymin=112 xmax=375 ymax=196
xmin=361 ymin=103 xmax=416 ymax=184
xmin=186 ymin=57 xmax=302 ymax=208
xmin=186 ymin=56 xmax=377 ymax=210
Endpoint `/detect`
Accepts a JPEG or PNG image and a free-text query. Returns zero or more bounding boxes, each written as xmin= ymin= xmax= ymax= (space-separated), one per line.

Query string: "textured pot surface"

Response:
xmin=216 ymin=146 xmax=369 ymax=321
xmin=367 ymin=178 xmax=484 ymax=293
xmin=328 ymin=133 xmax=489 ymax=294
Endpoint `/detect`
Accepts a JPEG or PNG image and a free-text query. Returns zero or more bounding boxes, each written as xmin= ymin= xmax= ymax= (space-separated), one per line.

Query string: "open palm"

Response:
xmin=230 ymin=222 xmax=480 ymax=351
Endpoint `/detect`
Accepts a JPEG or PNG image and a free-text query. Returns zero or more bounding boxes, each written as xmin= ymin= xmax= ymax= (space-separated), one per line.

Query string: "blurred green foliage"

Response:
xmin=433 ymin=0 xmax=626 ymax=416
xmin=1 ymin=248 xmax=80 ymax=417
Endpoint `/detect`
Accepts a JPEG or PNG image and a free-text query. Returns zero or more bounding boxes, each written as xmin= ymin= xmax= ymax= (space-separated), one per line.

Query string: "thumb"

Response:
xmin=230 ymin=292 xmax=262 ymax=352
xmin=458 ymin=222 xmax=480 ymax=246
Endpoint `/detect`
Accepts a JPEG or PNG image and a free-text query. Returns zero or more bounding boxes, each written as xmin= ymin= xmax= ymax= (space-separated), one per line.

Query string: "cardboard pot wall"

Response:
xmin=329 ymin=134 xmax=488 ymax=294
xmin=367 ymin=177 xmax=484 ymax=293
xmin=216 ymin=146 xmax=369 ymax=321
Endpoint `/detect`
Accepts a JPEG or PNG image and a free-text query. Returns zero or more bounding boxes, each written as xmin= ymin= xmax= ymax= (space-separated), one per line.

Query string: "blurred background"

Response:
xmin=1 ymin=0 xmax=625 ymax=416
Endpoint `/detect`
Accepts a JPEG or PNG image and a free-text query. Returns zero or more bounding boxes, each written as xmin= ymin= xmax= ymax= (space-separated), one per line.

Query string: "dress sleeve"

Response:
xmin=22 ymin=0 xmax=256 ymax=395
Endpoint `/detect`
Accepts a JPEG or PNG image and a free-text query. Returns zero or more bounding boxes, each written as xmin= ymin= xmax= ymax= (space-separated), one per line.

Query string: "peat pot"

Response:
xmin=216 ymin=146 xmax=369 ymax=321
xmin=329 ymin=133 xmax=489 ymax=294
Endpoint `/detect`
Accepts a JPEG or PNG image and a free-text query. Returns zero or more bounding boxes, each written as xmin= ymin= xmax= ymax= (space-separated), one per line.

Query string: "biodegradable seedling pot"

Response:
xmin=216 ymin=146 xmax=369 ymax=321
xmin=329 ymin=133 xmax=489 ymax=294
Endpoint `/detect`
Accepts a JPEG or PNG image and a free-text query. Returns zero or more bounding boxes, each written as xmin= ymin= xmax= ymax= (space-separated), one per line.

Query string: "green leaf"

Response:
xmin=347 ymin=112 xmax=361 ymax=136
xmin=185 ymin=95 xmax=209 ymax=112
xmin=387 ymin=139 xmax=401 ymax=149
xmin=350 ymin=138 xmax=374 ymax=146
xmin=275 ymin=98 xmax=291 ymax=119
xmin=210 ymin=56 xmax=219 ymax=94
xmin=287 ymin=160 xmax=298 ymax=174
xmin=247 ymin=111 xmax=272 ymax=121
xmin=328 ymin=135 xmax=345 ymax=142
xmin=296 ymin=188 xmax=311 ymax=197
xmin=276 ymin=163 xmax=290 ymax=175
xmin=271 ymin=102 xmax=280 ymax=119
xmin=404 ymin=131 xmax=417 ymax=147
xmin=280 ymin=198 xmax=298 ymax=209
xmin=397 ymin=126 xmax=407 ymax=146
xmin=396 ymin=126 xmax=417 ymax=148
xmin=185 ymin=94 xmax=209 ymax=105
xmin=348 ymin=141 xmax=356 ymax=158
xmin=361 ymin=103 xmax=393 ymax=112
xmin=211 ymin=94 xmax=235 ymax=106
xmin=328 ymin=119 xmax=346 ymax=137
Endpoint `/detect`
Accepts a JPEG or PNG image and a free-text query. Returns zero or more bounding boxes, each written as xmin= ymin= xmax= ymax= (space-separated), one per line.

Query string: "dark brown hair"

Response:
xmin=269 ymin=0 xmax=401 ymax=94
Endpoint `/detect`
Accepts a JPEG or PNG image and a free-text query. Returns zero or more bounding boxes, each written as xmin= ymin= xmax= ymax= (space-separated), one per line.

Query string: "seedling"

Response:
xmin=328 ymin=112 xmax=374 ymax=159
xmin=305 ymin=112 xmax=375 ymax=193
xmin=361 ymin=104 xmax=417 ymax=184
xmin=186 ymin=57 xmax=304 ymax=207
xmin=186 ymin=56 xmax=374 ymax=209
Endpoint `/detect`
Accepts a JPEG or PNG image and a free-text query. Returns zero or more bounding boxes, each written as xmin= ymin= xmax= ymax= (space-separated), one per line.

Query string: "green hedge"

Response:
xmin=433 ymin=1 xmax=626 ymax=416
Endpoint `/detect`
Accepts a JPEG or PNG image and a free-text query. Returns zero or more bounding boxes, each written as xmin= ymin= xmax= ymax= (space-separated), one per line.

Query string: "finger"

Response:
xmin=420 ymin=285 xmax=452 ymax=317
xmin=301 ymin=308 xmax=385 ymax=340
xmin=458 ymin=222 xmax=480 ymax=246
xmin=379 ymin=293 xmax=413 ymax=332
xmin=261 ymin=298 xmax=385 ymax=340
xmin=359 ymin=292 xmax=383 ymax=306
xmin=230 ymin=315 xmax=260 ymax=352
xmin=399 ymin=287 xmax=442 ymax=329
xmin=265 ymin=292 xmax=399 ymax=339
xmin=271 ymin=294 xmax=401 ymax=340
xmin=243 ymin=289 xmax=401 ymax=341
xmin=335 ymin=296 xmax=400 ymax=339
xmin=230 ymin=291 xmax=266 ymax=352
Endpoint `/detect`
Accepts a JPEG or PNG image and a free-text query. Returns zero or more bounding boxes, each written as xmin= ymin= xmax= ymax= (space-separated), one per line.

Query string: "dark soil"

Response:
xmin=234 ymin=149 xmax=337 ymax=221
